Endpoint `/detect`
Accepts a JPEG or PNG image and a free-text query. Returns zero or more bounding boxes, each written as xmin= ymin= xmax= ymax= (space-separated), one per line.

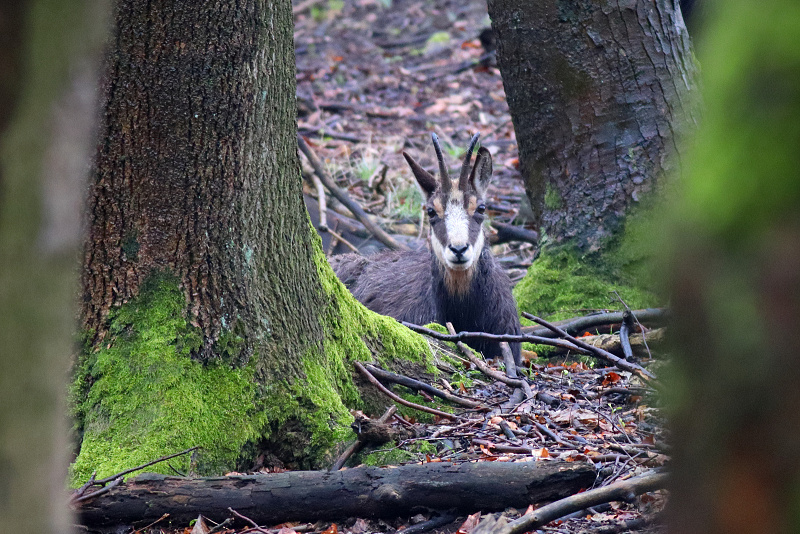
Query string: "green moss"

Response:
xmin=311 ymin=242 xmax=433 ymax=373
xmin=226 ymin=240 xmax=435 ymax=469
xmin=362 ymin=439 xmax=438 ymax=466
xmin=71 ymin=226 xmax=437 ymax=479
xmin=259 ymin=236 xmax=435 ymax=464
xmin=514 ymin=200 xmax=663 ymax=324
xmin=544 ymin=183 xmax=563 ymax=210
xmin=513 ymin=248 xmax=656 ymax=322
xmin=70 ymin=273 xmax=268 ymax=483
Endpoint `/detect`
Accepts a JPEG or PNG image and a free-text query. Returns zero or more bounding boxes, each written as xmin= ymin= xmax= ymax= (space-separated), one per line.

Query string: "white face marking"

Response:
xmin=445 ymin=192 xmax=469 ymax=246
xmin=436 ymin=191 xmax=478 ymax=271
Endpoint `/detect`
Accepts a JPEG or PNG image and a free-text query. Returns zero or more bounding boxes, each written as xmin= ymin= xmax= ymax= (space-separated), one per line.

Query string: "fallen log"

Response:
xmin=76 ymin=461 xmax=596 ymax=528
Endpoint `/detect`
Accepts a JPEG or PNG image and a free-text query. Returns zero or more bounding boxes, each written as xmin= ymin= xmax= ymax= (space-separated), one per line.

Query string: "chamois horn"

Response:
xmin=459 ymin=132 xmax=481 ymax=189
xmin=431 ymin=133 xmax=451 ymax=193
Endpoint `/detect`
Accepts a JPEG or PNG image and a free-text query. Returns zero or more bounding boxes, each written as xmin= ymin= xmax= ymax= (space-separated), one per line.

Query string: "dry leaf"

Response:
xmin=191 ymin=515 xmax=209 ymax=534
xmin=456 ymin=512 xmax=482 ymax=534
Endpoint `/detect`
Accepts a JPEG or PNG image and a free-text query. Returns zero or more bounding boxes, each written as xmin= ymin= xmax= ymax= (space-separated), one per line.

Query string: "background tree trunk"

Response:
xmin=487 ymin=0 xmax=697 ymax=250
xmin=0 ymin=0 xmax=108 ymax=531
xmin=73 ymin=0 xmax=429 ymax=480
xmin=665 ymin=2 xmax=800 ymax=532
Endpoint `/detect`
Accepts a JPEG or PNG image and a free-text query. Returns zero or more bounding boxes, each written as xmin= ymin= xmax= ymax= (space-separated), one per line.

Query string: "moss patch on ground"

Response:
xmin=361 ymin=439 xmax=437 ymax=467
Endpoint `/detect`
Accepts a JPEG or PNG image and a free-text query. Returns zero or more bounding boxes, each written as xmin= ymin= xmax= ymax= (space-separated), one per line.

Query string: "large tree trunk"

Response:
xmin=665 ymin=2 xmax=800 ymax=533
xmin=73 ymin=0 xmax=429 ymax=481
xmin=0 ymin=0 xmax=108 ymax=532
xmin=487 ymin=0 xmax=697 ymax=250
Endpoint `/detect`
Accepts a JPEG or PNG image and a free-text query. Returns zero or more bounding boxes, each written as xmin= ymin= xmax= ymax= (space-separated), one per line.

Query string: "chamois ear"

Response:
xmin=469 ymin=146 xmax=493 ymax=198
xmin=403 ymin=152 xmax=438 ymax=197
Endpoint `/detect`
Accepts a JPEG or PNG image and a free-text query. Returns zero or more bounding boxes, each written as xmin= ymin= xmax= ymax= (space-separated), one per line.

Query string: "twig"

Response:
xmin=489 ymin=221 xmax=539 ymax=246
xmin=71 ymin=446 xmax=200 ymax=504
xmin=354 ymin=361 xmax=462 ymax=421
xmin=330 ymin=406 xmax=397 ymax=471
xmin=298 ymin=124 xmax=362 ymax=143
xmin=498 ymin=341 xmax=534 ymax=405
xmin=208 ymin=518 xmax=234 ymax=534
xmin=72 ymin=471 xmax=97 ymax=500
xmin=472 ymin=438 xmax=532 ymax=455
xmin=403 ymin=321 xmax=586 ymax=353
xmin=94 ymin=446 xmax=200 ymax=485
xmin=310 ymin=169 xmax=327 ymax=230
xmin=228 ymin=507 xmax=270 ymax=533
xmin=133 ymin=513 xmax=169 ymax=533
xmin=298 ymin=135 xmax=408 ymax=251
xmin=523 ymin=308 xmax=668 ymax=338
xmin=401 ymin=510 xmax=459 ymax=534
xmin=594 ymin=386 xmax=649 ymax=399
xmin=445 ymin=323 xmax=526 ymax=389
xmin=521 ymin=313 xmax=655 ymax=381
xmin=324 ymin=226 xmax=361 ymax=254
xmin=532 ymin=421 xmax=581 ymax=449
xmin=549 ymin=328 xmax=665 ymax=359
xmin=619 ymin=310 xmax=634 ymax=360
xmin=364 ymin=363 xmax=486 ymax=409
xmin=500 ymin=342 xmax=517 ymax=379
xmin=486 ymin=471 xmax=667 ymax=534
xmin=70 ymin=477 xmax=123 ymax=503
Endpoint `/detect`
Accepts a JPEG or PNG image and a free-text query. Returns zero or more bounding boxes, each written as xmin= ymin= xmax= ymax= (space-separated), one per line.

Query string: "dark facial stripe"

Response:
xmin=431 ymin=214 xmax=448 ymax=246
xmin=468 ymin=213 xmax=484 ymax=244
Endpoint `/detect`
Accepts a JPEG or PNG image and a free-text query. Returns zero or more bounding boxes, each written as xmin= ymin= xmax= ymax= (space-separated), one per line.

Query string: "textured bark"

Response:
xmin=0 ymin=1 xmax=107 ymax=532
xmin=77 ymin=462 xmax=596 ymax=527
xmin=82 ymin=0 xmax=323 ymax=363
xmin=487 ymin=0 xmax=697 ymax=250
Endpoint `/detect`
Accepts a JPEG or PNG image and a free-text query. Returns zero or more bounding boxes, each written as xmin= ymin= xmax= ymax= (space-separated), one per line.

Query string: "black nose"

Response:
xmin=449 ymin=244 xmax=469 ymax=258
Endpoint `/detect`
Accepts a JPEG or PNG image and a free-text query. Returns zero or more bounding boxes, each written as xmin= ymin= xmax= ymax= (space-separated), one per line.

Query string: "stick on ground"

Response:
xmin=355 ymin=361 xmax=462 ymax=421
xmin=478 ymin=470 xmax=667 ymax=534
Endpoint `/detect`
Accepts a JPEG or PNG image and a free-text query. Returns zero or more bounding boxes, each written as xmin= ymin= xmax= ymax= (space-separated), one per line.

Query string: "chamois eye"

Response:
xmin=426 ymin=207 xmax=437 ymax=218
xmin=476 ymin=204 xmax=486 ymax=214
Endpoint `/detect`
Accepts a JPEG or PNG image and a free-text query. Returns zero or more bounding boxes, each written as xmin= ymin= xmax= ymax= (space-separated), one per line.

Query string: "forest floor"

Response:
xmin=76 ymin=0 xmax=668 ymax=533
xmin=295 ymin=0 xmax=667 ymax=532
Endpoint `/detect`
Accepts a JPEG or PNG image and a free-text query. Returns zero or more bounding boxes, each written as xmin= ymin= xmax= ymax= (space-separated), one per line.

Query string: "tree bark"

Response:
xmin=487 ymin=0 xmax=697 ymax=250
xmin=77 ymin=462 xmax=596 ymax=528
xmin=73 ymin=0 xmax=431 ymax=480
xmin=0 ymin=1 xmax=108 ymax=532
xmin=82 ymin=0 xmax=316 ymax=357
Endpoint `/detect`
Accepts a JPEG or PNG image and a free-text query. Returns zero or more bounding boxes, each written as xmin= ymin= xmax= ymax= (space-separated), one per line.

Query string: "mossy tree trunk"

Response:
xmin=487 ymin=0 xmax=697 ymax=251
xmin=665 ymin=2 xmax=800 ymax=532
xmin=0 ymin=0 xmax=108 ymax=531
xmin=74 ymin=0 xmax=429 ymax=480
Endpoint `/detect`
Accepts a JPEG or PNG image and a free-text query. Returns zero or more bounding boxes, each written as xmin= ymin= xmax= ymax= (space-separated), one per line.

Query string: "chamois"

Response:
xmin=330 ymin=133 xmax=522 ymax=365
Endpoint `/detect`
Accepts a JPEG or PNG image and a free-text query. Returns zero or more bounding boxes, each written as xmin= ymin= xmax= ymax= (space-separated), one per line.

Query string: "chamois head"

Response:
xmin=403 ymin=133 xmax=493 ymax=275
